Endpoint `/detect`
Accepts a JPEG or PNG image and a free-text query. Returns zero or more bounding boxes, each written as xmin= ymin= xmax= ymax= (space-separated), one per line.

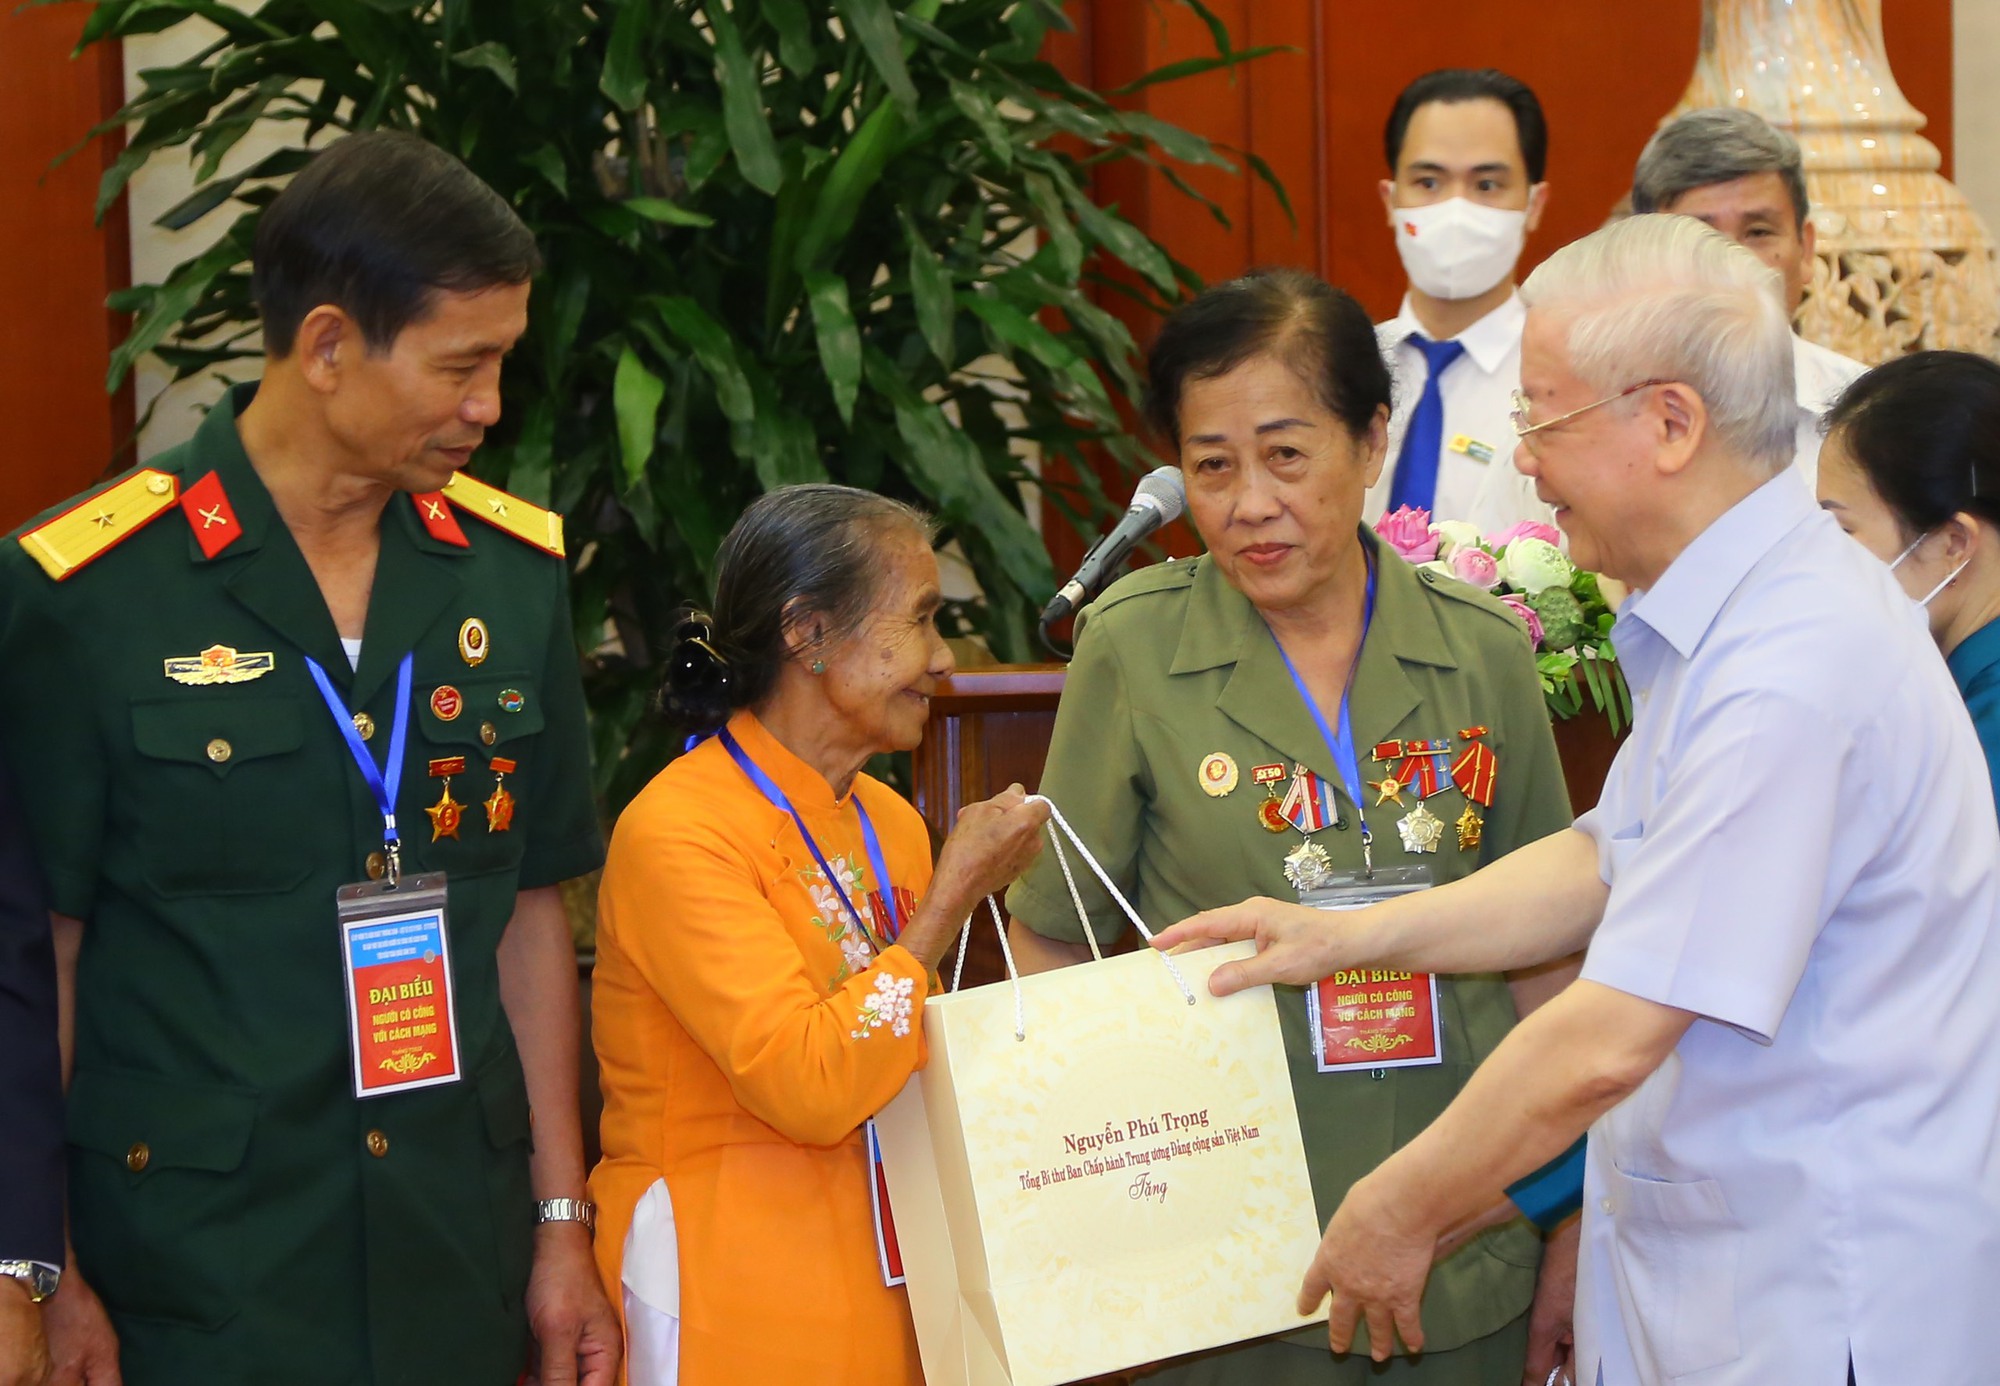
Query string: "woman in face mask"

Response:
xmin=1818 ymin=350 xmax=2000 ymax=802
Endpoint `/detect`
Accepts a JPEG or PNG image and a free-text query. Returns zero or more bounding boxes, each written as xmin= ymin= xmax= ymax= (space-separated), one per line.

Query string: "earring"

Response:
xmin=811 ymin=658 xmax=826 ymax=675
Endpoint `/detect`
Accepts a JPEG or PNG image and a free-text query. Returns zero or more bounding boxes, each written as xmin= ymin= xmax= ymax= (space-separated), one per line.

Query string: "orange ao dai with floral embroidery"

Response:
xmin=588 ymin=709 xmax=933 ymax=1385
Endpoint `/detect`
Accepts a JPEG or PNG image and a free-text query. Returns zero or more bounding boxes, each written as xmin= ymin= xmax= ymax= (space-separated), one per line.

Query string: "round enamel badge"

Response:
xmin=1198 ymin=752 xmax=1239 ymax=798
xmin=430 ymin=685 xmax=464 ymax=722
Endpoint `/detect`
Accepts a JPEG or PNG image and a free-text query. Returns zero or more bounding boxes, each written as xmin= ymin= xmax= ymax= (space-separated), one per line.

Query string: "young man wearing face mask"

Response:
xmin=1631 ymin=107 xmax=1866 ymax=488
xmin=1370 ymin=68 xmax=1558 ymax=535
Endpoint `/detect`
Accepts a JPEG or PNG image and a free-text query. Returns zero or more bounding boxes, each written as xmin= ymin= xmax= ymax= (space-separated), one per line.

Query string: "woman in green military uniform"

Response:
xmin=1006 ymin=269 xmax=1575 ymax=1384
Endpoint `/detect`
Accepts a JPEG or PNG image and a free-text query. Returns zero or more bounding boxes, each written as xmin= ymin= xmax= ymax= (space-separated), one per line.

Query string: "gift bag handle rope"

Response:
xmin=947 ymin=794 xmax=1196 ymax=1041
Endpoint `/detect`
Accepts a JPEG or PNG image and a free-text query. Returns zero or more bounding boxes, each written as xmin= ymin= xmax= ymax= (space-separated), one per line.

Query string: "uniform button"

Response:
xmin=352 ymin=712 xmax=375 ymax=741
xmin=1599 ymin=1196 xmax=1614 ymax=1214
xmin=479 ymin=721 xmax=497 ymax=747
xmin=366 ymin=1129 xmax=390 ymax=1158
xmin=1370 ymin=1068 xmax=1387 ymax=1081
xmin=205 ymin=737 xmax=232 ymax=763
xmin=125 ymin=1141 xmax=150 ymax=1173
xmin=365 ymin=851 xmax=387 ymax=881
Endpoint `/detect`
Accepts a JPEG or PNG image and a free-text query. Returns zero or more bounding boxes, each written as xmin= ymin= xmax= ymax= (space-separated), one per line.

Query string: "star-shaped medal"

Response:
xmin=1397 ymin=803 xmax=1445 ymax=854
xmin=427 ymin=785 xmax=464 ymax=841
xmin=1283 ymin=839 xmax=1336 ymax=893
xmin=484 ymin=782 xmax=516 ymax=833
xmin=1371 ymin=772 xmax=1406 ymax=807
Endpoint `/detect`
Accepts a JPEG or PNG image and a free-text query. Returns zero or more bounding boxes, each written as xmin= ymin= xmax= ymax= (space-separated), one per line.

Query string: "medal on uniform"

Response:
xmin=1397 ymin=802 xmax=1445 ymax=854
xmin=429 ymin=685 xmax=463 ymax=722
xmin=484 ymin=757 xmax=517 ymax=833
xmin=427 ymin=756 xmax=467 ymax=841
xmin=1392 ymin=738 xmax=1455 ymax=799
xmin=1371 ymin=772 xmax=1406 ymax=807
xmin=1197 ymin=751 xmax=1239 ymax=798
xmin=1450 ymin=726 xmax=1498 ymax=853
xmin=1251 ymin=763 xmax=1289 ymax=832
xmin=1283 ymin=839 xmax=1337 ymax=893
xmin=1455 ymin=804 xmax=1484 ymax=852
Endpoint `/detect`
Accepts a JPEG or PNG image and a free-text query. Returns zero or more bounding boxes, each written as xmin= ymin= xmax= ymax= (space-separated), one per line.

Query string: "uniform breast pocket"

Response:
xmin=128 ymin=696 xmax=311 ymax=897
xmin=416 ymin=673 xmax=544 ymax=876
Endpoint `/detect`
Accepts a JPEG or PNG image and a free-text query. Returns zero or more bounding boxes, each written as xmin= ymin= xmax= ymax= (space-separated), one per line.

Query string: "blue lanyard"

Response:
xmin=718 ymin=728 xmax=902 ymax=945
xmin=1270 ymin=559 xmax=1378 ymax=849
xmin=306 ymin=652 xmax=415 ymax=880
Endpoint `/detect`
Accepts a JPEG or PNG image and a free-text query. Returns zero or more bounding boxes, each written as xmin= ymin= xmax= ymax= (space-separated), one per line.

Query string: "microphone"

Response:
xmin=1039 ymin=466 xmax=1186 ymax=627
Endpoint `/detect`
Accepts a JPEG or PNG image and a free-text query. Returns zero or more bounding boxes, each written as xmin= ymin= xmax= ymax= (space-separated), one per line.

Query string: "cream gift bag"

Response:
xmin=874 ymin=799 xmax=1325 ymax=1386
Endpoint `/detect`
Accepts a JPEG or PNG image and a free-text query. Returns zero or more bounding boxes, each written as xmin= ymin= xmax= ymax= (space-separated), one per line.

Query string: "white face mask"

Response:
xmin=1393 ymin=198 xmax=1528 ymax=301
xmin=1889 ymin=533 xmax=1970 ymax=608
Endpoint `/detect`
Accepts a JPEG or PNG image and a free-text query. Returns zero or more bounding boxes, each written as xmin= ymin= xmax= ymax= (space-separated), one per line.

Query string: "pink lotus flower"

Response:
xmin=1499 ymin=593 xmax=1545 ymax=645
xmin=1488 ymin=520 xmax=1562 ymax=551
xmin=1374 ymin=506 xmax=1438 ymax=563
xmin=1448 ymin=545 xmax=1501 ymax=590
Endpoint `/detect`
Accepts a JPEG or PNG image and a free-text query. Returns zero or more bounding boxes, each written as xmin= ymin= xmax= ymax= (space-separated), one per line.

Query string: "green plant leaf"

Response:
xmin=763 ymin=0 xmax=816 ymax=75
xmin=600 ymin=0 xmax=650 ymax=111
xmin=832 ymin=0 xmax=918 ymax=112
xmin=792 ymin=96 xmax=905 ymax=272
xmin=705 ymin=1 xmax=784 ymax=195
xmin=451 ymin=40 xmax=518 ymax=92
xmin=903 ymin=220 xmax=954 ymax=367
xmin=1059 ymin=182 xmax=1176 ymax=294
xmin=625 ymin=196 xmax=715 ymax=228
xmin=802 ymin=270 xmax=861 ymax=426
xmin=1103 ymin=45 xmax=1289 ymax=97
xmin=946 ymin=78 xmax=1013 ymax=169
xmin=650 ymin=296 xmax=755 ymax=424
xmin=613 ymin=348 xmax=667 ymax=487
xmin=107 ymin=233 xmax=246 ymax=392
xmin=736 ymin=367 xmax=829 ymax=488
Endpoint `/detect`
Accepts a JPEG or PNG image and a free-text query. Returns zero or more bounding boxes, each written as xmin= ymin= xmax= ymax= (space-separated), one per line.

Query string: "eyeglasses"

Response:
xmin=1510 ymin=379 xmax=1671 ymax=438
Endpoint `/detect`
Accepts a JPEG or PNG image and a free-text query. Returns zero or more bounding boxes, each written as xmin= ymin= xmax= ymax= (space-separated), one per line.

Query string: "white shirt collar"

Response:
xmin=1791 ymin=333 xmax=1867 ymax=414
xmin=1382 ymin=290 xmax=1525 ymax=376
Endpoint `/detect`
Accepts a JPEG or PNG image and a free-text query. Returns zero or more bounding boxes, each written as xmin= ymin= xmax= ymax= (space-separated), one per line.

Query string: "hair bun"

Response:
xmin=661 ymin=612 xmax=733 ymax=734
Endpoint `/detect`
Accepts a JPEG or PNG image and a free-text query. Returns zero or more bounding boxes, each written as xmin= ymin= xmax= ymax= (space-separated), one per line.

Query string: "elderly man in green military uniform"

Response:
xmin=1009 ymin=268 xmax=1579 ymax=1384
xmin=0 ymin=132 xmax=617 ymax=1386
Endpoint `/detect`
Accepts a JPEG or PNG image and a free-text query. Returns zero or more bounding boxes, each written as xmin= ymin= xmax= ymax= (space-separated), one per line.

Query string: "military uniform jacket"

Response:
xmin=0 ymin=386 xmax=604 ymax=1386
xmin=1006 ymin=537 xmax=1573 ymax=1359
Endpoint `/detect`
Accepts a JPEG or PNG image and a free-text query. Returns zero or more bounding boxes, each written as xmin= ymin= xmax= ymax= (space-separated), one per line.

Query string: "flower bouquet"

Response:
xmin=1373 ymin=507 xmax=1634 ymax=734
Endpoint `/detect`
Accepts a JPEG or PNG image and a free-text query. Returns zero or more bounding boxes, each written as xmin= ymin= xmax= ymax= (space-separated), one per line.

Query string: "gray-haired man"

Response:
xmin=1632 ymin=107 xmax=1864 ymax=485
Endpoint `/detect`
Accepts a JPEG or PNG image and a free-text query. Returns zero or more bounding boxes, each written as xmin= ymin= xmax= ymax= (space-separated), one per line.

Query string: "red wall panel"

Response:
xmin=0 ymin=8 xmax=131 ymax=530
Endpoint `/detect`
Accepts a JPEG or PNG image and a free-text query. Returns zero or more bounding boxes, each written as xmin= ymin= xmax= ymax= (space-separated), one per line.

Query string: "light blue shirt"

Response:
xmin=1572 ymin=474 xmax=2000 ymax=1386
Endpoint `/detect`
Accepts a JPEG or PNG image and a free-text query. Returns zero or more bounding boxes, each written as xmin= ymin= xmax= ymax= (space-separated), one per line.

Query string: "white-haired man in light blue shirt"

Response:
xmin=1158 ymin=212 xmax=2000 ymax=1386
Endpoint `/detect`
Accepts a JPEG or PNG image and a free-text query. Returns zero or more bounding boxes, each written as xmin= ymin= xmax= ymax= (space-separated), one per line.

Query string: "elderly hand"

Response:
xmin=0 ymin=1277 xmax=50 ymax=1386
xmin=900 ymin=786 xmax=1050 ymax=969
xmin=1523 ymin=1217 xmax=1579 ymax=1385
xmin=41 ymin=1266 xmax=117 ymax=1386
xmin=933 ymin=785 xmax=1050 ymax=909
xmin=523 ymin=1224 xmax=620 ymax=1386
xmin=1299 ymin=1172 xmax=1440 ymax=1362
xmin=1151 ymin=897 xmax=1340 ymax=996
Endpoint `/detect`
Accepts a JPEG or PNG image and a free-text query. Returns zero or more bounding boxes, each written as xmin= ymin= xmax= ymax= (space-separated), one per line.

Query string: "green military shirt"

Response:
xmin=0 ymin=385 xmax=604 ymax=1386
xmin=1006 ymin=535 xmax=1573 ymax=1366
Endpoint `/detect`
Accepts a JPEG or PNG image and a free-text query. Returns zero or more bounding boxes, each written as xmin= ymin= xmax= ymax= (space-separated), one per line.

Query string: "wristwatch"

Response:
xmin=534 ymin=1197 xmax=597 ymax=1233
xmin=0 ymin=1261 xmax=61 ymax=1303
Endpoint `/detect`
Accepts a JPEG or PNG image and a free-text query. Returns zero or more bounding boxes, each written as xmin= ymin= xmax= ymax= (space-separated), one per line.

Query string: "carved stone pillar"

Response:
xmin=1671 ymin=0 xmax=1999 ymax=362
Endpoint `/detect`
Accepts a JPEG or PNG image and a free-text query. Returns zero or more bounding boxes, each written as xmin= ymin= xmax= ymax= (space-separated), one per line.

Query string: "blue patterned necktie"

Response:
xmin=1386 ymin=333 xmax=1468 ymax=515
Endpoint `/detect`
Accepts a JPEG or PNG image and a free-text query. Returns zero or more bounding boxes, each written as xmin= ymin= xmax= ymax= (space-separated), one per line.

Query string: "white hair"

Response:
xmin=1520 ymin=213 xmax=1796 ymax=475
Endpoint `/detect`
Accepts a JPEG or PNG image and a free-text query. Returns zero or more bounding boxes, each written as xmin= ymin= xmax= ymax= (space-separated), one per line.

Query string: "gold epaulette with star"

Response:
xmin=439 ymin=471 xmax=566 ymax=558
xmin=18 ymin=469 xmax=181 ymax=580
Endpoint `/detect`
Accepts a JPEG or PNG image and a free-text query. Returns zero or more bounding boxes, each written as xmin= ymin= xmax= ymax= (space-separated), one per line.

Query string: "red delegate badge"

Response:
xmin=1307 ymin=966 xmax=1444 ymax=1073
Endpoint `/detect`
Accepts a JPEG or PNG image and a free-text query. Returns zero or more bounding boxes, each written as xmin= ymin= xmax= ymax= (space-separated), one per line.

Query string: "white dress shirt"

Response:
xmin=1788 ymin=334 xmax=1867 ymax=491
xmin=1573 ymin=474 xmax=2000 ymax=1386
xmin=1368 ymin=292 xmax=1556 ymax=537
